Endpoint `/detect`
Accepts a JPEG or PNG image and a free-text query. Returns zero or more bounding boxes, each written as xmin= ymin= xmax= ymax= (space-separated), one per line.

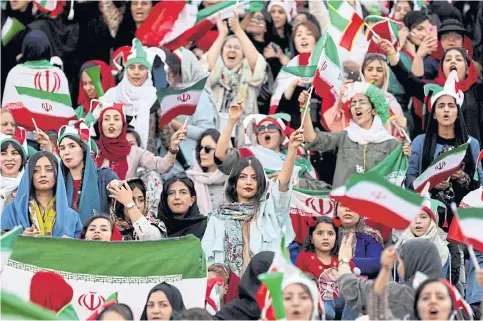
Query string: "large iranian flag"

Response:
xmin=163 ymin=0 xmax=264 ymax=51
xmin=330 ymin=173 xmax=424 ymax=229
xmin=2 ymin=61 xmax=76 ymax=131
xmin=2 ymin=236 xmax=207 ymax=320
xmin=157 ymin=76 xmax=207 ymax=128
xmin=367 ymin=144 xmax=408 ymax=187
xmin=447 ymin=208 xmax=483 ymax=252
xmin=413 ymin=140 xmax=470 ymax=193
xmin=1 ymin=226 xmax=21 ymax=274
xmin=327 ymin=0 xmax=365 ymax=52
xmin=1 ymin=291 xmax=60 ymax=320
xmin=2 ymin=16 xmax=25 ymax=46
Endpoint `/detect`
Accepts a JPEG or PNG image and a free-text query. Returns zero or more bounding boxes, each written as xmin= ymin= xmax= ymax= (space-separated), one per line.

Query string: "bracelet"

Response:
xmin=168 ymin=146 xmax=179 ymax=154
xmin=300 ymin=107 xmax=311 ymax=113
xmin=388 ymin=51 xmax=398 ymax=57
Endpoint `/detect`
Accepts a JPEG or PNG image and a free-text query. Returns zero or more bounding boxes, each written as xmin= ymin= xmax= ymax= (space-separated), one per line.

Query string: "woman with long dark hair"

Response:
xmin=57 ymin=122 xmax=119 ymax=224
xmin=158 ymin=174 xmax=207 ymax=239
xmin=1 ymin=151 xmax=82 ymax=237
xmin=110 ymin=178 xmax=166 ymax=240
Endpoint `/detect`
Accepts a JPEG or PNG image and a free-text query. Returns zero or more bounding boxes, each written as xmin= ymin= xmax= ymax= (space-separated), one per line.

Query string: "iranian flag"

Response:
xmin=2 ymin=236 xmax=207 ymax=320
xmin=365 ymin=16 xmax=401 ymax=45
xmin=330 ymin=173 xmax=424 ymax=229
xmin=2 ymin=16 xmax=25 ymax=46
xmin=367 ymin=144 xmax=408 ymax=187
xmin=1 ymin=226 xmax=21 ymax=274
xmin=1 ymin=291 xmax=60 ymax=320
xmin=447 ymin=208 xmax=483 ymax=252
xmin=327 ymin=0 xmax=365 ymax=52
xmin=281 ymin=34 xmax=325 ymax=79
xmin=412 ymin=140 xmax=470 ymax=193
xmin=290 ymin=188 xmax=336 ymax=243
xmin=157 ymin=76 xmax=207 ymax=128
xmin=312 ymin=33 xmax=342 ymax=98
xmin=2 ymin=62 xmax=76 ymax=131
xmin=163 ymin=0 xmax=264 ymax=51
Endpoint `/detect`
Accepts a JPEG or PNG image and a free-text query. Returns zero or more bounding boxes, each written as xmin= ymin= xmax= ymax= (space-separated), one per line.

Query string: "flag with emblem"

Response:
xmin=367 ymin=144 xmax=408 ymax=187
xmin=412 ymin=140 xmax=470 ymax=193
xmin=156 ymin=76 xmax=207 ymax=128
xmin=2 ymin=236 xmax=206 ymax=320
xmin=330 ymin=173 xmax=424 ymax=229
xmin=327 ymin=0 xmax=365 ymax=52
xmin=1 ymin=226 xmax=21 ymax=274
xmin=2 ymin=61 xmax=76 ymax=131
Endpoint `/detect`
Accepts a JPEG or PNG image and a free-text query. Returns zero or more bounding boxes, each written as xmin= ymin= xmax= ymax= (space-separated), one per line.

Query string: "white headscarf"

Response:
xmin=0 ymin=171 xmax=23 ymax=216
xmin=344 ymin=115 xmax=395 ymax=145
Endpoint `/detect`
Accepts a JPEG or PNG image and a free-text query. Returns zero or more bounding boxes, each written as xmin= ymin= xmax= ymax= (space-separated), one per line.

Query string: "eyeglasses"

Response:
xmin=255 ymin=123 xmax=279 ymax=134
xmin=224 ymin=44 xmax=241 ymax=51
xmin=251 ymin=16 xmax=265 ymax=22
xmin=200 ymin=145 xmax=215 ymax=154
xmin=350 ymin=100 xmax=371 ymax=109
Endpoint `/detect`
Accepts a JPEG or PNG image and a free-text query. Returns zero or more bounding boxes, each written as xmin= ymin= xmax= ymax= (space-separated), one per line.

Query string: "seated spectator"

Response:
xmin=79 ymin=214 xmax=122 ymax=241
xmin=140 ymin=282 xmax=186 ymax=321
xmin=0 ymin=109 xmax=16 ymax=136
xmin=109 ymin=178 xmax=166 ymax=240
xmin=97 ymin=303 xmax=134 ymax=321
xmin=186 ymin=129 xmax=228 ymax=216
xmin=1 ymin=151 xmax=82 ymax=238
xmin=158 ymin=174 xmax=207 ymax=239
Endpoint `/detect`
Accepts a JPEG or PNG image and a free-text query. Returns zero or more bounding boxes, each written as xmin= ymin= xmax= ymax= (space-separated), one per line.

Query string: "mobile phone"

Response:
xmin=426 ymin=24 xmax=437 ymax=39
xmin=346 ymin=71 xmax=361 ymax=82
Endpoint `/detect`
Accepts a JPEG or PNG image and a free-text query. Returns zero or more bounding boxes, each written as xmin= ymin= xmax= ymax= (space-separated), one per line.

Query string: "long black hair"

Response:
xmin=28 ymin=151 xmax=58 ymax=198
xmin=225 ymin=157 xmax=267 ymax=204
xmin=196 ymin=129 xmax=221 ymax=172
xmin=79 ymin=214 xmax=114 ymax=240
xmin=303 ymin=216 xmax=340 ymax=256
xmin=414 ymin=278 xmax=455 ymax=320
xmin=140 ymin=282 xmax=186 ymax=320
xmin=114 ymin=178 xmax=146 ymax=218
xmin=421 ymin=95 xmax=475 ymax=179
xmin=1 ymin=141 xmax=26 ymax=172
xmin=59 ymin=135 xmax=86 ymax=209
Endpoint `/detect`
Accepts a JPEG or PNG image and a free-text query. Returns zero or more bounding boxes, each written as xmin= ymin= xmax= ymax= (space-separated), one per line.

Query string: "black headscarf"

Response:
xmin=20 ymin=30 xmax=51 ymax=62
xmin=140 ymin=282 xmax=186 ymax=320
xmin=214 ymin=251 xmax=274 ymax=320
xmin=158 ymin=175 xmax=207 ymax=239
xmin=400 ymin=239 xmax=444 ymax=285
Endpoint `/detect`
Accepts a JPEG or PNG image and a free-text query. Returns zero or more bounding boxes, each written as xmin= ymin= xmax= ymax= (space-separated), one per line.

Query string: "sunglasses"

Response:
xmin=256 ymin=123 xmax=279 ymax=134
xmin=365 ymin=53 xmax=389 ymax=64
xmin=200 ymin=145 xmax=215 ymax=154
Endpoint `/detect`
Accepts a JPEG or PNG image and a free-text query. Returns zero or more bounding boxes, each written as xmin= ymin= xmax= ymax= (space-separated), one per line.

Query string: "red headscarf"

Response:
xmin=77 ymin=60 xmax=116 ymax=115
xmin=96 ymin=105 xmax=131 ymax=179
xmin=29 ymin=271 xmax=73 ymax=313
xmin=431 ymin=49 xmax=479 ymax=92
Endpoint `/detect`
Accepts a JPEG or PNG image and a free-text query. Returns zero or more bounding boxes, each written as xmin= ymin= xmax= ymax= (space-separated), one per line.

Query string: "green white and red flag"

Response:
xmin=327 ymin=0 xmax=365 ymax=52
xmin=474 ymin=149 xmax=483 ymax=181
xmin=163 ymin=0 xmax=264 ymax=51
xmin=447 ymin=208 xmax=483 ymax=253
xmin=1 ymin=16 xmax=25 ymax=46
xmin=0 ymin=226 xmax=21 ymax=275
xmin=1 ymin=291 xmax=60 ymax=320
xmin=330 ymin=173 xmax=424 ymax=229
xmin=367 ymin=144 xmax=409 ymax=187
xmin=365 ymin=15 xmax=401 ymax=45
xmin=2 ymin=61 xmax=76 ymax=131
xmin=412 ymin=140 xmax=470 ymax=193
xmin=156 ymin=76 xmax=207 ymax=128
xmin=281 ymin=34 xmax=326 ymax=79
xmin=312 ymin=33 xmax=342 ymax=99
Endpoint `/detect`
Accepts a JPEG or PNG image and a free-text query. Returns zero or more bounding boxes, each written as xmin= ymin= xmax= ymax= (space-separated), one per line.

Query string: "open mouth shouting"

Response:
xmin=227 ymin=52 xmax=237 ymax=62
xmin=92 ymin=234 xmax=102 ymax=241
xmin=428 ymin=307 xmax=440 ymax=320
xmin=108 ymin=126 xmax=116 ymax=134
xmin=300 ymin=40 xmax=309 ymax=50
xmin=264 ymin=134 xmax=271 ymax=143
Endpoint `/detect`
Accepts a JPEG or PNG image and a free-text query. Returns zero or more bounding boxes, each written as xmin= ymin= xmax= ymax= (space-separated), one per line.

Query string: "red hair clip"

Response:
xmin=333 ymin=216 xmax=342 ymax=227
xmin=307 ymin=216 xmax=318 ymax=227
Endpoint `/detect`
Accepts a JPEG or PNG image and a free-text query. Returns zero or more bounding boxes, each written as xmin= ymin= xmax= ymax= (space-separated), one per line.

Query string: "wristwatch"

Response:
xmin=125 ymin=201 xmax=136 ymax=210
xmin=168 ymin=146 xmax=179 ymax=154
xmin=338 ymin=258 xmax=351 ymax=265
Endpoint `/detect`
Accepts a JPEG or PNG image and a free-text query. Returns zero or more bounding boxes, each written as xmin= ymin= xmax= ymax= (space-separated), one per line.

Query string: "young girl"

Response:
xmin=296 ymin=216 xmax=355 ymax=320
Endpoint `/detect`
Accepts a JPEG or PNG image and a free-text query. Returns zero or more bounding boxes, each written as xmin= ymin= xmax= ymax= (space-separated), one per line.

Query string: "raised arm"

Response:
xmin=215 ymin=101 xmax=243 ymax=162
xmin=411 ymin=36 xmax=437 ymax=78
xmin=299 ymin=90 xmax=316 ymax=142
xmin=369 ymin=246 xmax=397 ymax=320
xmin=229 ymin=12 xmax=258 ymax=72
xmin=277 ymin=129 xmax=304 ymax=192
xmin=206 ymin=14 xmax=229 ymax=72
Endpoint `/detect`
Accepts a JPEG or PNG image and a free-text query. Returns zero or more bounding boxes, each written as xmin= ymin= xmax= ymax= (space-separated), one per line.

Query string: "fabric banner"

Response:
xmin=367 ymin=144 xmax=408 ymax=187
xmin=1 ymin=226 xmax=21 ymax=274
xmin=1 ymin=291 xmax=60 ymax=320
xmin=290 ymin=188 xmax=336 ymax=244
xmin=448 ymin=208 xmax=483 ymax=253
xmin=2 ymin=236 xmax=207 ymax=320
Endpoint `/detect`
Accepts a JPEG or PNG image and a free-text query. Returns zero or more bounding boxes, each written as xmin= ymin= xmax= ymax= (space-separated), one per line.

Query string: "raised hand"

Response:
xmin=170 ymin=127 xmax=187 ymax=150
xmin=216 ymin=13 xmax=229 ymax=37
xmin=228 ymin=12 xmax=242 ymax=35
xmin=289 ymin=128 xmax=305 ymax=150
xmin=380 ymin=245 xmax=398 ymax=270
xmin=228 ymin=101 xmax=244 ymax=121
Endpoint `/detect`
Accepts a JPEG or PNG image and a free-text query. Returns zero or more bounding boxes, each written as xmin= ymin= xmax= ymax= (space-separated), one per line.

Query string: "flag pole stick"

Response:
xmin=182 ymin=117 xmax=190 ymax=130
xmin=300 ymin=86 xmax=314 ymax=128
xmin=468 ymin=245 xmax=481 ymax=271
xmin=31 ymin=118 xmax=39 ymax=132
xmin=364 ymin=21 xmax=381 ymax=42
xmin=390 ymin=119 xmax=412 ymax=144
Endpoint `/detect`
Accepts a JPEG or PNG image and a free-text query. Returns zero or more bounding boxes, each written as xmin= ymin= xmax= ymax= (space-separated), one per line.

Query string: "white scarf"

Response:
xmin=344 ymin=115 xmax=395 ymax=145
xmin=396 ymin=221 xmax=450 ymax=266
xmin=0 ymin=171 xmax=23 ymax=216
xmin=103 ymin=72 xmax=157 ymax=150
xmin=186 ymin=160 xmax=228 ymax=216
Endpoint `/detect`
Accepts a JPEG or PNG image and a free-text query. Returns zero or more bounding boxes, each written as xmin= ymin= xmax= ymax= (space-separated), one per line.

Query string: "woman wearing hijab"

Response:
xmin=95 ymin=103 xmax=185 ymax=180
xmin=76 ymin=60 xmax=116 ymax=126
xmin=158 ymin=47 xmax=217 ymax=170
xmin=1 ymin=151 xmax=82 ymax=238
xmin=201 ymin=13 xmax=267 ymax=122
xmin=214 ymin=251 xmax=274 ymax=320
xmin=281 ymin=268 xmax=320 ymax=321
xmin=338 ymin=237 xmax=444 ymax=320
xmin=158 ymin=174 xmax=207 ymax=239
xmin=267 ymin=0 xmax=294 ymax=57
xmin=57 ymin=122 xmax=119 ymax=224
xmin=0 ymin=127 xmax=28 ymax=215
xmin=103 ymin=38 xmax=158 ymax=152
xmin=110 ymin=178 xmax=166 ymax=240
xmin=140 ymin=282 xmax=186 ymax=321
xmin=382 ymin=38 xmax=483 ymax=144
xmin=186 ymin=129 xmax=228 ymax=216
xmin=301 ymin=81 xmax=411 ymax=189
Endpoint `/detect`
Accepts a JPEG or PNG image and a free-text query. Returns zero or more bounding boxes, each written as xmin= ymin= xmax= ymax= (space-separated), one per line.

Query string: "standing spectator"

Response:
xmin=390 ymin=0 xmax=413 ymax=22
xmin=268 ymin=0 xmax=294 ymax=57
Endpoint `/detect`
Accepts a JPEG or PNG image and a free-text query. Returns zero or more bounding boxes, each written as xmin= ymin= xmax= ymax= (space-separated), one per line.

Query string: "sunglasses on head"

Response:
xmin=256 ymin=123 xmax=279 ymax=134
xmin=365 ymin=53 xmax=389 ymax=64
xmin=199 ymin=145 xmax=215 ymax=153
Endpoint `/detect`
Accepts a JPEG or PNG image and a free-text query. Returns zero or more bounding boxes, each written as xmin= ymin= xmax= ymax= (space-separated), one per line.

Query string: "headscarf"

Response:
xmin=158 ymin=175 xmax=207 ymax=239
xmin=29 ymin=271 xmax=73 ymax=313
xmin=21 ymin=30 xmax=51 ymax=62
xmin=140 ymin=282 xmax=186 ymax=320
xmin=399 ymin=239 xmax=444 ymax=285
xmin=340 ymin=216 xmax=384 ymax=245
xmin=215 ymin=251 xmax=274 ymax=320
xmin=96 ymin=105 xmax=131 ymax=180
xmin=432 ymin=48 xmax=479 ymax=92
xmin=77 ymin=60 xmax=116 ymax=115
